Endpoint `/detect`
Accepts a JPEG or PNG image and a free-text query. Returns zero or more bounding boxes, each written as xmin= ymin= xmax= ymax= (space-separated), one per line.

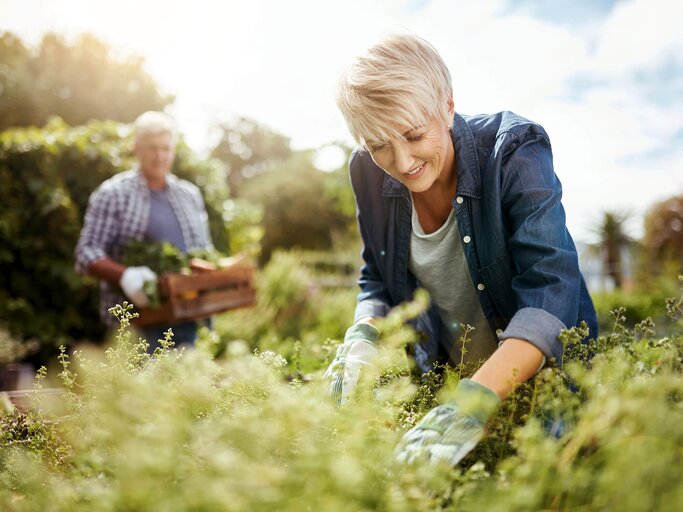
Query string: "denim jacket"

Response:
xmin=349 ymin=111 xmax=597 ymax=373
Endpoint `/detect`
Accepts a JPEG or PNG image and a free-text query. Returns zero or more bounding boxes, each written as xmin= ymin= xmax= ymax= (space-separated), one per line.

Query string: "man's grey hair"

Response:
xmin=134 ymin=111 xmax=178 ymax=143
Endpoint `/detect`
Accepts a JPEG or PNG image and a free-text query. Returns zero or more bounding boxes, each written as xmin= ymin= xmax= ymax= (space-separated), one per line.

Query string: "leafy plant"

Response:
xmin=122 ymin=240 xmax=187 ymax=275
xmin=0 ymin=325 xmax=38 ymax=365
xmin=0 ymin=279 xmax=681 ymax=510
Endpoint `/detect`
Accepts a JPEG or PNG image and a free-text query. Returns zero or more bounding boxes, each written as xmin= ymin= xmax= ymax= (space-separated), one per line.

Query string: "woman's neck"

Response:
xmin=412 ymin=142 xmax=457 ymax=234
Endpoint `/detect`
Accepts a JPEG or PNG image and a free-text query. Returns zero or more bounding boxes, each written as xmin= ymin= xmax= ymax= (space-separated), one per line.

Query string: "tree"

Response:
xmin=590 ymin=210 xmax=634 ymax=289
xmin=241 ymin=152 xmax=354 ymax=263
xmin=209 ymin=117 xmax=291 ymax=196
xmin=0 ymin=31 xmax=173 ymax=131
xmin=642 ymin=194 xmax=683 ymax=276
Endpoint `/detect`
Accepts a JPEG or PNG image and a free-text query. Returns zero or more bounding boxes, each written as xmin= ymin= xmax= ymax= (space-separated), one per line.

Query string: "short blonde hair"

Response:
xmin=336 ymin=33 xmax=453 ymax=149
xmin=134 ymin=111 xmax=178 ymax=143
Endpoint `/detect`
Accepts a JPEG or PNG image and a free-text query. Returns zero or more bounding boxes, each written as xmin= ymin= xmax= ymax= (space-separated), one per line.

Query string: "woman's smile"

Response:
xmin=403 ymin=162 xmax=426 ymax=179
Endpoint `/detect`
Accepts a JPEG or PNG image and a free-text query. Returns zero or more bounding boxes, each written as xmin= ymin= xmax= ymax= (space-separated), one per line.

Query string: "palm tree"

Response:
xmin=643 ymin=194 xmax=683 ymax=276
xmin=590 ymin=210 xmax=634 ymax=289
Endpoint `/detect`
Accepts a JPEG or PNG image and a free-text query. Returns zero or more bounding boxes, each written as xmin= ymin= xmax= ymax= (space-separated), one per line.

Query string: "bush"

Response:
xmin=0 ymin=118 xmax=231 ymax=358
xmin=642 ymin=194 xmax=683 ymax=277
xmin=591 ymin=283 xmax=678 ymax=335
xmin=211 ymin=250 xmax=358 ymax=372
xmin=241 ymin=152 xmax=355 ymax=263
xmin=1 ymin=279 xmax=682 ymax=510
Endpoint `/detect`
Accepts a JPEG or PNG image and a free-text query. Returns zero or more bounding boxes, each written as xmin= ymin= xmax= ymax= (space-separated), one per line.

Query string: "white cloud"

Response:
xmin=593 ymin=0 xmax=683 ymax=75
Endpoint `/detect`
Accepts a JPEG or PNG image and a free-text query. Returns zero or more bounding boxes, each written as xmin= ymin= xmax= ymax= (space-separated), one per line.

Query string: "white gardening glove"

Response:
xmin=119 ymin=266 xmax=157 ymax=308
xmin=395 ymin=379 xmax=500 ymax=467
xmin=324 ymin=322 xmax=380 ymax=406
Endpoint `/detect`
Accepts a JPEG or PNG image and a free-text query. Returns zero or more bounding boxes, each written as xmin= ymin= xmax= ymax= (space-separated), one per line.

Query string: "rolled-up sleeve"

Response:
xmin=74 ymin=186 xmax=119 ymax=274
xmin=498 ymin=129 xmax=582 ymax=364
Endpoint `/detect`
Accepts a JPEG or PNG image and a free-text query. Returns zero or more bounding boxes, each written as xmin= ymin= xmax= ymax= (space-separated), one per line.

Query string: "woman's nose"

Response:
xmin=393 ymin=142 xmax=414 ymax=173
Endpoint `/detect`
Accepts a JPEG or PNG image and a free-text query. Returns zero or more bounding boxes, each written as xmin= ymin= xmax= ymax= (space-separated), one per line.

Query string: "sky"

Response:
xmin=1 ymin=0 xmax=682 ymax=242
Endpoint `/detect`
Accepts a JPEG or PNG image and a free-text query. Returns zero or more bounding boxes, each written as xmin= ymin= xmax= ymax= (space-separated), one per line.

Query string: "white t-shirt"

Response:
xmin=408 ymin=202 xmax=498 ymax=366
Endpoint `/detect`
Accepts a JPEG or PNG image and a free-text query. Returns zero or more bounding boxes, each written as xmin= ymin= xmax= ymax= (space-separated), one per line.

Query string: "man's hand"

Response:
xmin=324 ymin=322 xmax=380 ymax=406
xmin=395 ymin=378 xmax=500 ymax=466
xmin=119 ymin=266 xmax=157 ymax=308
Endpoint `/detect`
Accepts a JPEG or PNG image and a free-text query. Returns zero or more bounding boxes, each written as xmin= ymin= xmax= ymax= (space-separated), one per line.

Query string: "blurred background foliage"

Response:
xmin=0 ymin=29 xmax=682 ymax=371
xmin=642 ymin=194 xmax=683 ymax=277
xmin=240 ymin=151 xmax=355 ymax=263
xmin=206 ymin=250 xmax=360 ymax=372
xmin=210 ymin=116 xmax=292 ymax=197
xmin=0 ymin=32 xmax=173 ymax=130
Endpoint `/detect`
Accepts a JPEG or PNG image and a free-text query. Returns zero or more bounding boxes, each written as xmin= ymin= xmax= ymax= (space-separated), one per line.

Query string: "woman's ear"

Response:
xmin=447 ymin=97 xmax=455 ymax=116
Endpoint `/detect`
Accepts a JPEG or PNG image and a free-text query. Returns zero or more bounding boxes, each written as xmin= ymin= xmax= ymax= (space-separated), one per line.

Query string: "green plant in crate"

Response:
xmin=121 ymin=240 xmax=236 ymax=308
xmin=122 ymin=240 xmax=186 ymax=274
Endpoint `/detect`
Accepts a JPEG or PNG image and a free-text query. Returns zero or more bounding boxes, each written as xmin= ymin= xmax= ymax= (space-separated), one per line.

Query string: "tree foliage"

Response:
xmin=589 ymin=210 xmax=634 ymax=289
xmin=643 ymin=194 xmax=683 ymax=276
xmin=209 ymin=116 xmax=291 ymax=196
xmin=209 ymin=120 xmax=359 ymax=262
xmin=241 ymin=152 xmax=355 ymax=263
xmin=0 ymin=31 xmax=173 ymax=131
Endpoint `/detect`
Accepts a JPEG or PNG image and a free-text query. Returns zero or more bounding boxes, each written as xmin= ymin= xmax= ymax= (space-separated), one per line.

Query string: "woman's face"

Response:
xmin=367 ymin=116 xmax=454 ymax=194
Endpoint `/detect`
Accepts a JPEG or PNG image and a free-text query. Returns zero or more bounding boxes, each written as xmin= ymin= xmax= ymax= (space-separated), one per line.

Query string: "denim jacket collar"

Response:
xmin=380 ymin=112 xmax=482 ymax=200
xmin=451 ymin=112 xmax=481 ymax=200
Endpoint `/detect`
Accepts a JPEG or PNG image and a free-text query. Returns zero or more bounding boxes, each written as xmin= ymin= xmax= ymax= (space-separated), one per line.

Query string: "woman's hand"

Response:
xmin=324 ymin=322 xmax=380 ymax=406
xmin=395 ymin=379 xmax=500 ymax=466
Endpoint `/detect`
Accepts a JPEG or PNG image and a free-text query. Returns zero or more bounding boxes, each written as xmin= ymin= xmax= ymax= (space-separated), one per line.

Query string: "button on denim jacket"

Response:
xmin=349 ymin=111 xmax=598 ymax=373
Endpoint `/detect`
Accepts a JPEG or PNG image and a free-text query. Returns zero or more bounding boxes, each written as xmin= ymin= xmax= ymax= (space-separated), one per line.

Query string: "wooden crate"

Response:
xmin=134 ymin=261 xmax=256 ymax=327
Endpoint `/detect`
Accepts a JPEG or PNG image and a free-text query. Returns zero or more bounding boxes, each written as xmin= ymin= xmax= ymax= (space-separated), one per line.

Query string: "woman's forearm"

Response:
xmin=471 ymin=337 xmax=545 ymax=400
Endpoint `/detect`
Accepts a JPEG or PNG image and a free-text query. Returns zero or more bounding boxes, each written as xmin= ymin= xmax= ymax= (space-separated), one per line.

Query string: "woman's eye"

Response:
xmin=407 ymin=134 xmax=424 ymax=143
xmin=370 ymin=143 xmax=388 ymax=152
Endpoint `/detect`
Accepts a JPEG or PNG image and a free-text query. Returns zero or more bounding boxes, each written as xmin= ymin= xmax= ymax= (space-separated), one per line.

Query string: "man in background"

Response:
xmin=75 ymin=111 xmax=213 ymax=349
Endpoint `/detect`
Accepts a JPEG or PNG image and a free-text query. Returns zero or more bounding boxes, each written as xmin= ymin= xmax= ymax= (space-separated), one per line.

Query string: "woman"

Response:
xmin=325 ymin=33 xmax=598 ymax=466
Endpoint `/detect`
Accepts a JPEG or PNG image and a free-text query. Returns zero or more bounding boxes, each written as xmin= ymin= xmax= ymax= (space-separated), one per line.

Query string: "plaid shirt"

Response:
xmin=75 ymin=168 xmax=213 ymax=325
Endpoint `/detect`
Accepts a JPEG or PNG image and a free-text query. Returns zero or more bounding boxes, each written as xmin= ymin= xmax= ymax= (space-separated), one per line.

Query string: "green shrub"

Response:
xmin=1 ymin=279 xmax=682 ymax=511
xmin=241 ymin=152 xmax=355 ymax=263
xmin=210 ymin=250 xmax=358 ymax=371
xmin=591 ymin=284 xmax=677 ymax=334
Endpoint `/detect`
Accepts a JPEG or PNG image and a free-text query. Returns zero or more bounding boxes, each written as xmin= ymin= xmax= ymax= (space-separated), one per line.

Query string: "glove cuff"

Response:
xmin=450 ymin=379 xmax=500 ymax=424
xmin=344 ymin=322 xmax=380 ymax=345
